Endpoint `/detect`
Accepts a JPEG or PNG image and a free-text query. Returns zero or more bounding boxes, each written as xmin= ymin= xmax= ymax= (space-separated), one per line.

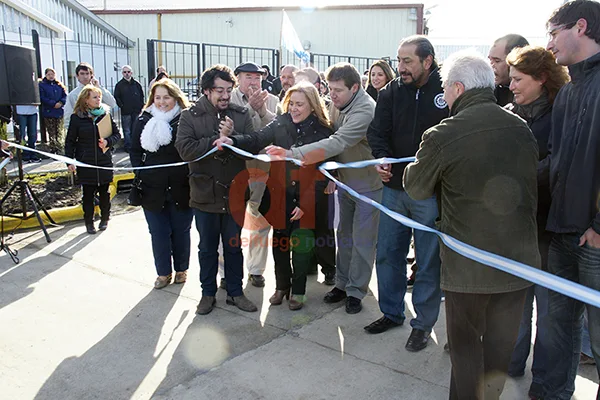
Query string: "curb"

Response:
xmin=2 ymin=172 xmax=135 ymax=232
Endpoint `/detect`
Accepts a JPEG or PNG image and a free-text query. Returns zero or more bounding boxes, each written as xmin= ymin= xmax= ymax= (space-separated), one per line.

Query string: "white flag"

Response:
xmin=281 ymin=10 xmax=309 ymax=63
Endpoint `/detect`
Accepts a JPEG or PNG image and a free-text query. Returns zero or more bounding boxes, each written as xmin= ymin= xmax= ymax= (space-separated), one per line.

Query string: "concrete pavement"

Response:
xmin=0 ymin=210 xmax=598 ymax=400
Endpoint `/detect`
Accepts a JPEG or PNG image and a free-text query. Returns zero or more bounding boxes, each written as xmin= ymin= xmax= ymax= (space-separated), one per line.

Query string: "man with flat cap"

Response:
xmin=230 ymin=62 xmax=279 ymax=288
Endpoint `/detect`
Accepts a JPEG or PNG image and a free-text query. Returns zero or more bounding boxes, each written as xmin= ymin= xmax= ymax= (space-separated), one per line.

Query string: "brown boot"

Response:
xmin=196 ymin=296 xmax=216 ymax=315
xmin=288 ymin=294 xmax=305 ymax=311
xmin=154 ymin=274 xmax=172 ymax=289
xmin=226 ymin=294 xmax=258 ymax=312
xmin=269 ymin=289 xmax=290 ymax=305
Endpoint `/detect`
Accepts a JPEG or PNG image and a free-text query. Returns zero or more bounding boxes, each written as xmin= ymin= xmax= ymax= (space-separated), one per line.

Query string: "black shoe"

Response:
xmin=98 ymin=219 xmax=108 ymax=231
xmin=248 ymin=274 xmax=265 ymax=287
xmin=405 ymin=328 xmax=430 ymax=352
xmin=323 ymin=287 xmax=346 ymax=303
xmin=443 ymin=342 xmax=450 ymax=352
xmin=364 ymin=316 xmax=403 ymax=334
xmin=345 ymin=296 xmax=362 ymax=314
xmin=86 ymin=223 xmax=97 ymax=234
xmin=324 ymin=272 xmax=336 ymax=286
xmin=219 ymin=278 xmax=226 ymax=290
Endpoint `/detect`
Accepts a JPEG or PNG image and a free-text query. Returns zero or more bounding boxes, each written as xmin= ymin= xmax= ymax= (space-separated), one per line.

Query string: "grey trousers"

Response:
xmin=335 ymin=187 xmax=382 ymax=299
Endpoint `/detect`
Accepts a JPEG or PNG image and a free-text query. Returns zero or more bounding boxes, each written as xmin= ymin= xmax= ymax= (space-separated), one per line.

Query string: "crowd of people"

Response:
xmin=1 ymin=0 xmax=599 ymax=398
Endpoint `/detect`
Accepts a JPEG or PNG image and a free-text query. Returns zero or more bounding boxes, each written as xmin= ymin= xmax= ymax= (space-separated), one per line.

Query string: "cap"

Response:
xmin=234 ymin=62 xmax=265 ymax=75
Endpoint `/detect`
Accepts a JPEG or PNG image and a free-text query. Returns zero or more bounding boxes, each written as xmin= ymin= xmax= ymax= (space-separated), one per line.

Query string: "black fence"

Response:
xmin=147 ymin=39 xmax=201 ymax=100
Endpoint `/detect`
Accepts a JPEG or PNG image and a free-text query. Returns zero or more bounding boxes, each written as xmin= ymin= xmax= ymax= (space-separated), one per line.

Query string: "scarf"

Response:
xmin=512 ymin=90 xmax=552 ymax=124
xmin=140 ymin=104 xmax=181 ymax=152
xmin=89 ymin=107 xmax=106 ymax=122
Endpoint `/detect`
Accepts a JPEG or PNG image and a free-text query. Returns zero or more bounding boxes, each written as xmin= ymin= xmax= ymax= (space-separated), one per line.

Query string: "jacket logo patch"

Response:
xmin=434 ymin=93 xmax=447 ymax=109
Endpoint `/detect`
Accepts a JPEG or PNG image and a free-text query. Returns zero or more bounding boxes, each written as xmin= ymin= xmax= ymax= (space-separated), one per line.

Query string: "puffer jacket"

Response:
xmin=131 ymin=111 xmax=190 ymax=212
xmin=64 ymin=110 xmax=121 ymax=185
xmin=175 ymin=95 xmax=254 ymax=213
xmin=232 ymin=113 xmax=333 ymax=229
xmin=39 ymin=78 xmax=67 ymax=119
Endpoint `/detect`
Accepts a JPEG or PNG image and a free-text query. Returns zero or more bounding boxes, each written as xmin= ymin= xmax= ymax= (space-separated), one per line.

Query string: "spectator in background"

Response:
xmin=64 ymin=62 xmax=116 ymax=129
xmin=64 ymin=85 xmax=121 ymax=235
xmin=149 ymin=65 xmax=167 ymax=88
xmin=261 ymin=64 xmax=281 ymax=94
xmin=366 ymin=60 xmax=396 ymax=101
xmin=404 ymin=50 xmax=539 ymax=399
xmin=488 ymin=34 xmax=529 ymax=106
xmin=278 ymin=65 xmax=298 ymax=100
xmin=114 ymin=65 xmax=145 ymax=153
xmin=131 ymin=79 xmax=192 ymax=290
xmin=231 ymin=62 xmax=279 ymax=288
xmin=15 ymin=104 xmax=40 ymax=163
xmin=39 ymin=67 xmax=67 ymax=154
xmin=504 ymin=45 xmax=569 ymax=400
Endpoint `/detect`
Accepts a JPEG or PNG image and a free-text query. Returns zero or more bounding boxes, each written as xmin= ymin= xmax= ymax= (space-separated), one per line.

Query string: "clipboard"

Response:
xmin=96 ymin=115 xmax=112 ymax=139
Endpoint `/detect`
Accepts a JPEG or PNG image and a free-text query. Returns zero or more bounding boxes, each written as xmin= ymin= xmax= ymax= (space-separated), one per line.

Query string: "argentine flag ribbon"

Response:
xmin=281 ymin=10 xmax=310 ymax=64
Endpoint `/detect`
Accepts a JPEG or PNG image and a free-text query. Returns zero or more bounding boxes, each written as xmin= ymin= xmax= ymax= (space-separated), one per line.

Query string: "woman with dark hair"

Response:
xmin=214 ymin=82 xmax=335 ymax=310
xmin=65 ymin=85 xmax=121 ymax=234
xmin=366 ymin=60 xmax=396 ymax=101
xmin=505 ymin=45 xmax=570 ymax=400
xmin=39 ymin=68 xmax=67 ymax=154
xmin=131 ymin=79 xmax=192 ymax=289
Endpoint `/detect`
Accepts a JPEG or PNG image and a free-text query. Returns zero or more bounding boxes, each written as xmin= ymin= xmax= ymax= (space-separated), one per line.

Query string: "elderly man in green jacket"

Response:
xmin=267 ymin=63 xmax=382 ymax=314
xmin=403 ymin=51 xmax=540 ymax=399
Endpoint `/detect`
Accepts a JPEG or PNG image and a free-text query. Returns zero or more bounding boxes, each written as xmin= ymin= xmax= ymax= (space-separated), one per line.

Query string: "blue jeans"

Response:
xmin=194 ymin=209 xmax=244 ymax=297
xmin=120 ymin=113 xmax=136 ymax=153
xmin=375 ymin=187 xmax=441 ymax=331
xmin=508 ymin=284 xmax=549 ymax=396
xmin=17 ymin=113 xmax=38 ymax=160
xmin=543 ymin=233 xmax=600 ymax=400
xmin=143 ymin=199 xmax=193 ymax=277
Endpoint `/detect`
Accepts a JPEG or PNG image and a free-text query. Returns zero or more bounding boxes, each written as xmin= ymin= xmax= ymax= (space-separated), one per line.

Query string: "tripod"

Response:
xmin=0 ymin=124 xmax=56 ymax=264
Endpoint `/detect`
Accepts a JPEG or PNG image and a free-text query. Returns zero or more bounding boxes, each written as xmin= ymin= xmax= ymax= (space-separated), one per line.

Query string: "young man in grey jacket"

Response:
xmin=267 ymin=63 xmax=382 ymax=314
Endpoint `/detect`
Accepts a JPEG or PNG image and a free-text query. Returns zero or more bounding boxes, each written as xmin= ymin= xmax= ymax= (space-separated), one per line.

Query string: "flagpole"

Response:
xmin=278 ymin=9 xmax=284 ymax=71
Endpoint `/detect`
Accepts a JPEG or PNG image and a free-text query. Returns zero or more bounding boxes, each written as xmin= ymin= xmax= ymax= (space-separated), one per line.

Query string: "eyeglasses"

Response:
xmin=123 ymin=71 xmax=132 ymax=74
xmin=211 ymin=87 xmax=233 ymax=94
xmin=547 ymin=21 xmax=577 ymax=40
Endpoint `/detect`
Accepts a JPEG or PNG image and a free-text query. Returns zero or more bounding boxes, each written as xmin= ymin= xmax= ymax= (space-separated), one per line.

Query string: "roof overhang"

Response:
xmin=4 ymin=0 xmax=75 ymax=39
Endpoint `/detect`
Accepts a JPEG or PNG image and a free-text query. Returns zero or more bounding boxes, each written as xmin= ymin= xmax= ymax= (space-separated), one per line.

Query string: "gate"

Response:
xmin=147 ymin=39 xmax=201 ymax=100
xmin=201 ymin=43 xmax=279 ymax=76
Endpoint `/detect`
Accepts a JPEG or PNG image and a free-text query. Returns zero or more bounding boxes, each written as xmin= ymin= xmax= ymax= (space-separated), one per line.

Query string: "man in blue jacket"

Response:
xmin=366 ymin=35 xmax=448 ymax=352
xmin=542 ymin=1 xmax=600 ymax=398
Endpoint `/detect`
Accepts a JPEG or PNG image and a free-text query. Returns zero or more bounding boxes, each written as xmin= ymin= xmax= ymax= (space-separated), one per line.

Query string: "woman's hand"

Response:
xmin=265 ymin=145 xmax=291 ymax=160
xmin=54 ymin=102 xmax=62 ymax=109
xmin=98 ymin=138 xmax=108 ymax=151
xmin=290 ymin=206 xmax=304 ymax=221
xmin=219 ymin=116 xmax=234 ymax=137
xmin=324 ymin=181 xmax=336 ymax=194
xmin=67 ymin=164 xmax=76 ymax=172
xmin=213 ymin=136 xmax=233 ymax=150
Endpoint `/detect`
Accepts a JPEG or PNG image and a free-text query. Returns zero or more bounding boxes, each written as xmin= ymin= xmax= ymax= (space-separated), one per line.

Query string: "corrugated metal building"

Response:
xmin=81 ymin=1 xmax=423 ymax=82
xmin=1 ymin=0 xmax=133 ymax=91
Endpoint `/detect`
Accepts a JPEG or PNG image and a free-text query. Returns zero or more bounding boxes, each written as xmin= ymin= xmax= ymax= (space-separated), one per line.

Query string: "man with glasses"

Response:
xmin=488 ymin=34 xmax=529 ymax=106
xmin=541 ymin=1 xmax=600 ymax=398
xmin=175 ymin=64 xmax=258 ymax=315
xmin=114 ymin=65 xmax=144 ymax=154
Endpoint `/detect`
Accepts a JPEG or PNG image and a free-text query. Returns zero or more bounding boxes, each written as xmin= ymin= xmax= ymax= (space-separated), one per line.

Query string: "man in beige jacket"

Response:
xmin=267 ymin=63 xmax=382 ymax=314
xmin=230 ymin=62 xmax=279 ymax=288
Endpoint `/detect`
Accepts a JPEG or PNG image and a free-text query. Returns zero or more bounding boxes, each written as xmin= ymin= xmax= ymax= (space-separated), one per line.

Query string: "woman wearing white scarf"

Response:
xmin=130 ymin=79 xmax=192 ymax=289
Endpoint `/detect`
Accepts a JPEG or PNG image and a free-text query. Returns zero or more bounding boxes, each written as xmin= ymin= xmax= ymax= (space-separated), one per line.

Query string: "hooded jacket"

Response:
xmin=38 ymin=78 xmax=67 ymax=119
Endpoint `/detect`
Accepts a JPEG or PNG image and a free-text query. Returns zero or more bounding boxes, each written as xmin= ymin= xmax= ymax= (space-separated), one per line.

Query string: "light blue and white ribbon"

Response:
xmin=5 ymin=141 xmax=600 ymax=308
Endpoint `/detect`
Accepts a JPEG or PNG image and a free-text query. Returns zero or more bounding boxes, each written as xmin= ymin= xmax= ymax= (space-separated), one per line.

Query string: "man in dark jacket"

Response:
xmin=113 ymin=65 xmax=144 ymax=153
xmin=365 ymin=36 xmax=448 ymax=352
xmin=488 ymin=34 xmax=529 ymax=106
xmin=404 ymin=50 xmax=540 ymax=399
xmin=542 ymin=1 xmax=600 ymax=398
xmin=175 ymin=64 xmax=257 ymax=315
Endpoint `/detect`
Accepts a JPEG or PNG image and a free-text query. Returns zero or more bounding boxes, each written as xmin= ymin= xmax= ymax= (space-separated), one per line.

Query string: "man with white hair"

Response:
xmin=403 ymin=51 xmax=540 ymax=399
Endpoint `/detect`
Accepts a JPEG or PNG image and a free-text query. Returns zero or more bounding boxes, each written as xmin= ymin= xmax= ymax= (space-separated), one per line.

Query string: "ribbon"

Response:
xmin=5 ymin=141 xmax=600 ymax=307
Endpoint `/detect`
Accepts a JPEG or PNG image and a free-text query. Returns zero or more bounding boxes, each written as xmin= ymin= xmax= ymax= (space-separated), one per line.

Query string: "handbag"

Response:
xmin=127 ymin=152 xmax=146 ymax=206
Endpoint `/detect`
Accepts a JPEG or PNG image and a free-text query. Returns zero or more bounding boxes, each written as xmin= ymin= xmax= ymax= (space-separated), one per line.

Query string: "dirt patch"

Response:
xmin=1 ymin=173 xmax=82 ymax=214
